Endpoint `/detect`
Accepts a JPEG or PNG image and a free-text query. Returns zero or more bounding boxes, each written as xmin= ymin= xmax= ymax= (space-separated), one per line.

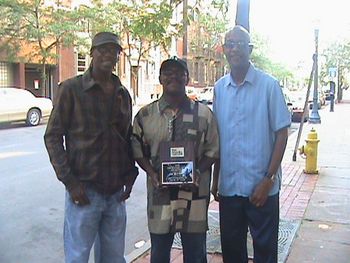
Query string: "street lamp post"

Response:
xmin=309 ymin=28 xmax=321 ymax=124
xmin=182 ymin=0 xmax=188 ymax=62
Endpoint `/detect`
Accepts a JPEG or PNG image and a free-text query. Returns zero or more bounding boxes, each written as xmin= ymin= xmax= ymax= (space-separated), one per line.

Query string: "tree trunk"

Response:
xmin=130 ymin=66 xmax=139 ymax=104
xmin=41 ymin=62 xmax=47 ymax=97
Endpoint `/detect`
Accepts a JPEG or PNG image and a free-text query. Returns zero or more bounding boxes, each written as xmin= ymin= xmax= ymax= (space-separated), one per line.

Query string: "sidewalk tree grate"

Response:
xmin=172 ymin=210 xmax=300 ymax=263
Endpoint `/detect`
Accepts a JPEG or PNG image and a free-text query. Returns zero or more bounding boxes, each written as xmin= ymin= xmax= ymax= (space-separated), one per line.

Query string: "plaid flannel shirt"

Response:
xmin=44 ymin=68 xmax=138 ymax=194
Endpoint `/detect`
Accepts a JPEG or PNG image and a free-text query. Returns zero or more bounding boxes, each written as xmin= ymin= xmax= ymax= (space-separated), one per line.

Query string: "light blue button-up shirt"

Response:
xmin=213 ymin=64 xmax=291 ymax=197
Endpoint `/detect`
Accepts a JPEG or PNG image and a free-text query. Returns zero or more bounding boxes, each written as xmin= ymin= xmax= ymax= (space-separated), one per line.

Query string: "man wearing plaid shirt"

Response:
xmin=44 ymin=32 xmax=138 ymax=263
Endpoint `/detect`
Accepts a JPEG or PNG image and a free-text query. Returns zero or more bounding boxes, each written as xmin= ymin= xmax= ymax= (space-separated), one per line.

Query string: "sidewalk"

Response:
xmin=129 ymin=90 xmax=350 ymax=262
xmin=285 ymin=91 xmax=350 ymax=263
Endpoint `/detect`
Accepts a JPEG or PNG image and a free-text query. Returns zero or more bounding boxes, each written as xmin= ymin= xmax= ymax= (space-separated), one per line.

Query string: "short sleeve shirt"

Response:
xmin=213 ymin=64 xmax=291 ymax=197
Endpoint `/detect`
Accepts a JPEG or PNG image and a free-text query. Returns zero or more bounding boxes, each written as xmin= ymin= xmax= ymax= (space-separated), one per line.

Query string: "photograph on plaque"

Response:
xmin=159 ymin=141 xmax=195 ymax=186
xmin=161 ymin=161 xmax=194 ymax=185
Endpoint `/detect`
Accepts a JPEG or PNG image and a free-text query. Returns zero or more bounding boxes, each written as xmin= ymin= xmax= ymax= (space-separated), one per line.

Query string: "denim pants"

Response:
xmin=219 ymin=194 xmax=279 ymax=263
xmin=150 ymin=232 xmax=207 ymax=263
xmin=64 ymin=187 xmax=126 ymax=263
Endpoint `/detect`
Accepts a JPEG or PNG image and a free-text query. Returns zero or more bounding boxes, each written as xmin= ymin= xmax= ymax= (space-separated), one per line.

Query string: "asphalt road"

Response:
xmin=0 ymin=122 xmax=148 ymax=263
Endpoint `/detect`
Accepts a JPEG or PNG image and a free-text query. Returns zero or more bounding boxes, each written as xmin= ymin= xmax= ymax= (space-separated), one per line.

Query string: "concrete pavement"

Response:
xmin=130 ymin=89 xmax=350 ymax=262
xmin=285 ymin=90 xmax=350 ymax=263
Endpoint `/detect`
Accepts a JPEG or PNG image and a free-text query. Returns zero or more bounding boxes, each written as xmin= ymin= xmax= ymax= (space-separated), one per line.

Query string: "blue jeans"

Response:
xmin=150 ymin=232 xmax=207 ymax=263
xmin=219 ymin=194 xmax=279 ymax=263
xmin=64 ymin=187 xmax=126 ymax=263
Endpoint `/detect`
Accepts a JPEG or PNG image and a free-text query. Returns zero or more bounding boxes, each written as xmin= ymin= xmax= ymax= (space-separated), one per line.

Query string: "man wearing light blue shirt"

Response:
xmin=211 ymin=26 xmax=291 ymax=263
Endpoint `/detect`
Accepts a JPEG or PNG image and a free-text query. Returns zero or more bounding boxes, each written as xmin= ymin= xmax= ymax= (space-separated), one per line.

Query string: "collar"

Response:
xmin=226 ymin=62 xmax=256 ymax=88
xmin=81 ymin=66 xmax=122 ymax=92
xmin=158 ymin=95 xmax=193 ymax=114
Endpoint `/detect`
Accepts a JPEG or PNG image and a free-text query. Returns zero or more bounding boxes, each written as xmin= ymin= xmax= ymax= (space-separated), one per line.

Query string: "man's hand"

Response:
xmin=249 ymin=177 xmax=274 ymax=207
xmin=69 ymin=183 xmax=90 ymax=206
xmin=180 ymin=169 xmax=200 ymax=192
xmin=120 ymin=184 xmax=133 ymax=201
xmin=211 ymin=183 xmax=220 ymax=202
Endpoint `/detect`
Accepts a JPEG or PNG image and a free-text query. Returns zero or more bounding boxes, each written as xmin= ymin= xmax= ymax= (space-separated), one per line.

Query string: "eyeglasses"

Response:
xmin=223 ymin=41 xmax=251 ymax=49
xmin=95 ymin=46 xmax=121 ymax=56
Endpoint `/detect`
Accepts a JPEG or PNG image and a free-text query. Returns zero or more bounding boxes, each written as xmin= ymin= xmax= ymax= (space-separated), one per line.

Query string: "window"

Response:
xmin=0 ymin=62 xmax=11 ymax=86
xmin=77 ymin=53 xmax=87 ymax=74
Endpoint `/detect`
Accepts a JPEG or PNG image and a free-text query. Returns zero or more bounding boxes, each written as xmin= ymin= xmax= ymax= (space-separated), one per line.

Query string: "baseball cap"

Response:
xmin=160 ymin=56 xmax=189 ymax=75
xmin=91 ymin=32 xmax=123 ymax=51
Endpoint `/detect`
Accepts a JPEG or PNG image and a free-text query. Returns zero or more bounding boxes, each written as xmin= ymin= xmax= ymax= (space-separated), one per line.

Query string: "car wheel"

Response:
xmin=26 ymin=109 xmax=41 ymax=126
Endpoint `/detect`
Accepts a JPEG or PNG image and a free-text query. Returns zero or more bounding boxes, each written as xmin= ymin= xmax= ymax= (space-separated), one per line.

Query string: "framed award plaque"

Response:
xmin=159 ymin=141 xmax=196 ymax=186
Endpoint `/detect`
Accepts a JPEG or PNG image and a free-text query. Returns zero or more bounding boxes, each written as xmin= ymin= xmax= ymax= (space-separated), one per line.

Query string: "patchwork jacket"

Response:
xmin=132 ymin=96 xmax=219 ymax=234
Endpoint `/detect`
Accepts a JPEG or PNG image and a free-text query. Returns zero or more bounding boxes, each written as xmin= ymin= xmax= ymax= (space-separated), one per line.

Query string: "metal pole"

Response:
xmin=182 ymin=0 xmax=188 ymax=62
xmin=293 ymin=55 xmax=316 ymax=161
xmin=330 ymin=97 xmax=335 ymax=111
xmin=337 ymin=64 xmax=343 ymax=102
xmin=235 ymin=0 xmax=250 ymax=32
xmin=309 ymin=28 xmax=321 ymax=123
xmin=330 ymin=81 xmax=335 ymax=112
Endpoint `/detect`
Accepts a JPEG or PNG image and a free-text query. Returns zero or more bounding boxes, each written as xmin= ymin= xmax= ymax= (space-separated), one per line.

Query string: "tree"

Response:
xmin=118 ymin=0 xmax=182 ymax=102
xmin=0 ymin=0 xmax=81 ymax=95
xmin=250 ymin=33 xmax=294 ymax=85
xmin=0 ymin=0 xmax=23 ymax=60
xmin=320 ymin=40 xmax=350 ymax=100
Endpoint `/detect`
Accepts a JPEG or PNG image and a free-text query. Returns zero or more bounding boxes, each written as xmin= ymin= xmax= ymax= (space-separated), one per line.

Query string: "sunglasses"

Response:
xmin=95 ymin=46 xmax=121 ymax=56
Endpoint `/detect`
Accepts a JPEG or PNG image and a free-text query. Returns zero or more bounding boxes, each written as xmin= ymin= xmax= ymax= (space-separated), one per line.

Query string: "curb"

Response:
xmin=126 ymin=240 xmax=151 ymax=263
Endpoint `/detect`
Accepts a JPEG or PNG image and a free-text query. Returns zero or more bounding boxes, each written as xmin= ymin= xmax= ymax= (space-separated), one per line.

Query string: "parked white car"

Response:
xmin=197 ymin=86 xmax=214 ymax=104
xmin=0 ymin=87 xmax=52 ymax=126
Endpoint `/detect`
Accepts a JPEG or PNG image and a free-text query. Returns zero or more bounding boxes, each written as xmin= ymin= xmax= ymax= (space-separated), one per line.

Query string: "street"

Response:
xmin=0 ymin=122 xmax=148 ymax=263
xmin=0 ymin=112 xmax=303 ymax=263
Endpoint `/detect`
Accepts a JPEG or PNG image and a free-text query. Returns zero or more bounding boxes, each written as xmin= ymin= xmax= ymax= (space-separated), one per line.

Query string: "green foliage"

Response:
xmin=119 ymin=0 xmax=176 ymax=56
xmin=1 ymin=0 xmax=78 ymax=60
xmin=320 ymin=40 xmax=350 ymax=87
xmin=0 ymin=0 xmax=25 ymax=59
xmin=250 ymin=33 xmax=294 ymax=82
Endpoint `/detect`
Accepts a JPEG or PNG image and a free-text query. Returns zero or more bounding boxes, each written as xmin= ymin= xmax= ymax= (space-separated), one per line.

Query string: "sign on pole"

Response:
xmin=328 ymin=67 xmax=337 ymax=78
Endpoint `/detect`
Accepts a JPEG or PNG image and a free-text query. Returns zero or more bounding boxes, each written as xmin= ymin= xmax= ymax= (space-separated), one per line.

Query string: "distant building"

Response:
xmin=170 ymin=0 xmax=226 ymax=90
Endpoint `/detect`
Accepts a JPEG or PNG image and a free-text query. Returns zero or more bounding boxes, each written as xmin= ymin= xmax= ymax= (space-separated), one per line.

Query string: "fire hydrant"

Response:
xmin=299 ymin=128 xmax=320 ymax=174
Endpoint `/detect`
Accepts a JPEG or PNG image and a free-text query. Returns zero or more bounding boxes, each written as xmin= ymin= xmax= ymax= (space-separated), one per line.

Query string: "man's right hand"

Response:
xmin=69 ymin=183 xmax=90 ymax=206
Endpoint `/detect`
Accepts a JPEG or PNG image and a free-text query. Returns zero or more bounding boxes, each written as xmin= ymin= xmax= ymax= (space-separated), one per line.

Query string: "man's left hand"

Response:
xmin=249 ymin=177 xmax=274 ymax=207
xmin=120 ymin=184 xmax=133 ymax=201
